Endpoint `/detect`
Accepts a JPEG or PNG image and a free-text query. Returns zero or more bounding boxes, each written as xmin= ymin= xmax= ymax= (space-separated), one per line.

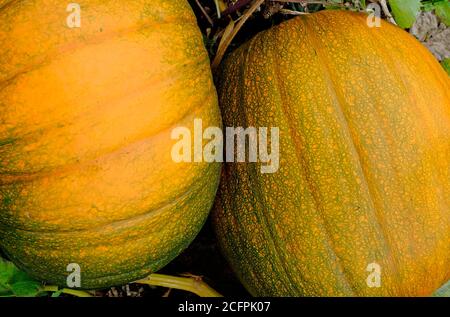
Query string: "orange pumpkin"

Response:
xmin=0 ymin=0 xmax=221 ymax=288
xmin=213 ymin=11 xmax=450 ymax=296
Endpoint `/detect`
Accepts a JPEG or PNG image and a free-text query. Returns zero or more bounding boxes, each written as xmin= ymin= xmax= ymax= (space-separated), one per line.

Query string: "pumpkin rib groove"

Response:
xmin=361 ymin=12 xmax=450 ymax=253
xmin=227 ymin=37 xmax=283 ymax=295
xmin=268 ymin=36 xmax=354 ymax=295
xmin=0 ymin=162 xmax=218 ymax=236
xmin=1 ymin=165 xmax=220 ymax=288
xmin=359 ymin=13 xmax=446 ymax=270
xmin=290 ymin=17 xmax=386 ymax=295
xmin=0 ymin=68 xmax=31 ymax=92
xmin=0 ymin=137 xmax=16 ymax=147
xmin=358 ymin=20 xmax=450 ymax=290
xmin=241 ymin=35 xmax=303 ymax=295
xmin=0 ymin=0 xmax=19 ymax=13
xmin=285 ymin=13 xmax=393 ymax=294
xmin=20 ymin=253 xmax=153 ymax=283
xmin=246 ymin=162 xmax=301 ymax=295
xmin=0 ymin=30 xmax=205 ymax=92
xmin=0 ymin=59 xmax=211 ymax=162
xmin=0 ymin=87 xmax=215 ymax=183
xmin=233 ymin=37 xmax=286 ymax=296
xmin=0 ymin=56 xmax=208 ymax=128
xmin=363 ymin=15 xmax=450 ymax=194
xmin=304 ymin=12 xmax=449 ymax=293
xmin=0 ymin=17 xmax=198 ymax=87
xmin=274 ymin=73 xmax=356 ymax=294
xmin=356 ymin=15 xmax=437 ymax=255
xmin=6 ymin=220 xmax=195 ymax=287
xmin=303 ymin=16 xmax=403 ymax=289
xmin=320 ymin=19 xmax=414 ymax=294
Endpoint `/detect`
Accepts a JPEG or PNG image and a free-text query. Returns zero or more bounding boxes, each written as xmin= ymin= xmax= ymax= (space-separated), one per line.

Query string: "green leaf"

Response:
xmin=0 ymin=258 xmax=16 ymax=286
xmin=11 ymin=269 xmax=32 ymax=282
xmin=433 ymin=279 xmax=450 ymax=297
xmin=389 ymin=0 xmax=422 ymax=28
xmin=360 ymin=0 xmax=367 ymax=9
xmin=441 ymin=58 xmax=450 ymax=76
xmin=434 ymin=1 xmax=450 ymax=26
xmin=10 ymin=280 xmax=41 ymax=297
xmin=324 ymin=5 xmax=342 ymax=10
xmin=325 ymin=0 xmax=344 ymax=10
xmin=0 ymin=256 xmax=42 ymax=297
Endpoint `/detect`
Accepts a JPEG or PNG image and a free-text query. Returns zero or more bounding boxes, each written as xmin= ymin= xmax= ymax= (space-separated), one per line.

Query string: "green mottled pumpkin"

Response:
xmin=0 ymin=0 xmax=221 ymax=288
xmin=213 ymin=11 xmax=450 ymax=296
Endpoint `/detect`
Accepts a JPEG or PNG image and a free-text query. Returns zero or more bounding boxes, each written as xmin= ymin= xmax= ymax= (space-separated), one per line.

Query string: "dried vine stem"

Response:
xmin=271 ymin=0 xmax=345 ymax=7
xmin=214 ymin=0 xmax=222 ymax=18
xmin=378 ymin=0 xmax=396 ymax=25
xmin=280 ymin=9 xmax=308 ymax=15
xmin=195 ymin=0 xmax=214 ymax=25
xmin=136 ymin=273 xmax=222 ymax=297
xmin=212 ymin=0 xmax=265 ymax=71
xmin=41 ymin=285 xmax=93 ymax=297
xmin=221 ymin=0 xmax=253 ymax=17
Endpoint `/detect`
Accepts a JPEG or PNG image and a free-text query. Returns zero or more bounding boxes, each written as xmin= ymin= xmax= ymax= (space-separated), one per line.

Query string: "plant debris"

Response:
xmin=410 ymin=11 xmax=450 ymax=61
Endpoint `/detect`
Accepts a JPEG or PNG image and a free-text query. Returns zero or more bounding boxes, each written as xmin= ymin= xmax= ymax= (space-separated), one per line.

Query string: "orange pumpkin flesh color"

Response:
xmin=213 ymin=11 xmax=450 ymax=296
xmin=0 ymin=0 xmax=221 ymax=288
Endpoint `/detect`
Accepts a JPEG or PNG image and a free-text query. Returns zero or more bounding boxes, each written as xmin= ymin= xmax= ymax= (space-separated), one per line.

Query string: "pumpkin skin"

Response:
xmin=0 ymin=0 xmax=221 ymax=288
xmin=213 ymin=11 xmax=450 ymax=296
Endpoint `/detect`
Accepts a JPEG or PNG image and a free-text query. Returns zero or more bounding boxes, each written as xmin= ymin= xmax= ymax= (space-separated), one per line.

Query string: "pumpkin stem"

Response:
xmin=135 ymin=273 xmax=222 ymax=297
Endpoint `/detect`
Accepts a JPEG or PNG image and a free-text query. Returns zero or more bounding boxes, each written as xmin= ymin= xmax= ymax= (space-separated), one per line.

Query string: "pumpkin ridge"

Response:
xmin=356 ymin=17 xmax=450 ymax=292
xmin=5 ymin=220 xmax=196 ymax=289
xmin=268 ymin=39 xmax=338 ymax=295
xmin=1 ymin=165 xmax=216 ymax=237
xmin=271 ymin=18 xmax=359 ymax=294
xmin=228 ymin=39 xmax=274 ymax=295
xmin=352 ymin=12 xmax=430 ymax=247
xmin=302 ymin=15 xmax=400 ymax=293
xmin=0 ymin=26 xmax=204 ymax=91
xmin=242 ymin=35 xmax=303 ymax=295
xmin=0 ymin=55 xmax=208 ymax=131
xmin=0 ymin=88 xmax=215 ymax=183
xmin=362 ymin=14 xmax=450 ymax=192
xmin=355 ymin=8 xmax=450 ymax=239
xmin=0 ymin=170 xmax=213 ymax=239
xmin=0 ymin=8 xmax=198 ymax=85
xmin=1 ymin=56 xmax=210 ymax=146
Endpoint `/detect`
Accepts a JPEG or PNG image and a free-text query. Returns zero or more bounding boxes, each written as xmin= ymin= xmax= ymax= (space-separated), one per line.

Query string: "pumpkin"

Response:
xmin=213 ymin=10 xmax=450 ymax=296
xmin=0 ymin=0 xmax=221 ymax=288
